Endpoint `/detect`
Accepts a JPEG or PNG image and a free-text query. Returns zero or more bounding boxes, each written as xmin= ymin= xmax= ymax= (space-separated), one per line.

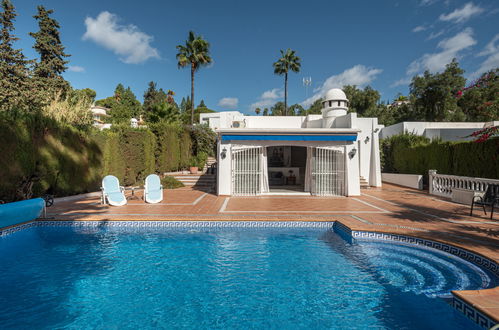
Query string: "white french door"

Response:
xmin=311 ymin=147 xmax=345 ymax=196
xmin=231 ymin=146 xmax=262 ymax=196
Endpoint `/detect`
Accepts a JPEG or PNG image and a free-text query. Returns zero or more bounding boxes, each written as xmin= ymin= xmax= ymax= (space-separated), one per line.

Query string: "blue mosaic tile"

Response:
xmin=453 ymin=296 xmax=497 ymax=329
xmin=351 ymin=230 xmax=499 ymax=278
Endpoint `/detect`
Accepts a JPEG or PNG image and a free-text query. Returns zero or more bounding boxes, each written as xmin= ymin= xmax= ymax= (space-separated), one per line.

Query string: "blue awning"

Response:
xmin=221 ymin=134 xmax=357 ymax=142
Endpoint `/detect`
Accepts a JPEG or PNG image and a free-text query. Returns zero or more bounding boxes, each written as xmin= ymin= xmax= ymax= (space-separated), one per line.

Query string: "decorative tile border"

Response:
xmin=453 ymin=296 xmax=497 ymax=329
xmin=0 ymin=221 xmax=37 ymax=237
xmin=349 ymin=229 xmax=499 ymax=328
xmin=350 ymin=230 xmax=499 ymax=278
xmin=35 ymin=220 xmax=335 ymax=230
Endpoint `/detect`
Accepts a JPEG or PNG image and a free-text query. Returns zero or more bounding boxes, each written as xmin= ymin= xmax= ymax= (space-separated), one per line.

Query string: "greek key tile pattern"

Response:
xmin=0 ymin=221 xmax=37 ymax=237
xmin=453 ymin=296 xmax=496 ymax=329
xmin=351 ymin=231 xmax=499 ymax=278
xmin=0 ymin=220 xmax=335 ymax=237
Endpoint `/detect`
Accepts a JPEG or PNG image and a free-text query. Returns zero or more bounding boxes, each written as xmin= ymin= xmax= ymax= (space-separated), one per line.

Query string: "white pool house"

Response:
xmin=201 ymin=89 xmax=383 ymax=196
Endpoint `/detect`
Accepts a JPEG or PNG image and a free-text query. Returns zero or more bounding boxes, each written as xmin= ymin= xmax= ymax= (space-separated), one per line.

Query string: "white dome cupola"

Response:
xmin=321 ymin=88 xmax=349 ymax=127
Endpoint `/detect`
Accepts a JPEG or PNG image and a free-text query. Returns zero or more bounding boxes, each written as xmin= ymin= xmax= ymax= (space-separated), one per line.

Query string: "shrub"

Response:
xmin=161 ymin=175 xmax=184 ymax=189
xmin=381 ymin=133 xmax=499 ymax=179
xmin=188 ymin=124 xmax=216 ymax=157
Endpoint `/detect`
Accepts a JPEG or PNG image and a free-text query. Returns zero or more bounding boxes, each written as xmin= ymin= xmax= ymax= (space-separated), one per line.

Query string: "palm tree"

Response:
xmin=273 ymin=49 xmax=301 ymax=115
xmin=176 ymin=31 xmax=212 ymax=124
xmin=255 ymin=107 xmax=261 ymax=115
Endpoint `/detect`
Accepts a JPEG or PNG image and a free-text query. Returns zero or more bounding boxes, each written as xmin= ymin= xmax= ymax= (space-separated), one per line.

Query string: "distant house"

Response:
xmin=380 ymin=121 xmax=499 ymax=142
xmin=387 ymin=100 xmax=410 ymax=108
xmin=90 ymin=106 xmax=111 ymax=129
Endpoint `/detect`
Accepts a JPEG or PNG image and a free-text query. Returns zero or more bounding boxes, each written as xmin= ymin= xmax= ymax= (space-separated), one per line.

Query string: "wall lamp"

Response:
xmin=365 ymin=136 xmax=370 ymax=143
xmin=374 ymin=128 xmax=379 ymax=133
xmin=348 ymin=148 xmax=357 ymax=159
xmin=221 ymin=147 xmax=227 ymax=159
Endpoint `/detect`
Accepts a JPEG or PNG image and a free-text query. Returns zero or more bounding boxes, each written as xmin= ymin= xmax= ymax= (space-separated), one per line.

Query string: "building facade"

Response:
xmin=201 ymin=89 xmax=383 ymax=196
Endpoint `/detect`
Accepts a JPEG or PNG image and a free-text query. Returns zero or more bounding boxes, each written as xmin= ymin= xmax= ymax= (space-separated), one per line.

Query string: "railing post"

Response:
xmin=428 ymin=169 xmax=437 ymax=195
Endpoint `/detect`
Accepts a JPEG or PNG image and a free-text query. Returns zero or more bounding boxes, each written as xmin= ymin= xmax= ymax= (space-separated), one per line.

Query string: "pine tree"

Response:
xmin=106 ymin=84 xmax=142 ymax=123
xmin=198 ymin=99 xmax=206 ymax=108
xmin=30 ymin=5 xmax=70 ymax=94
xmin=0 ymin=0 xmax=32 ymax=111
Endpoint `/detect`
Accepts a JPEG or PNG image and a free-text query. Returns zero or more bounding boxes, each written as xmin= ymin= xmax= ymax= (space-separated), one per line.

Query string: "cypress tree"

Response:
xmin=0 ymin=0 xmax=32 ymax=111
xmin=30 ymin=5 xmax=70 ymax=93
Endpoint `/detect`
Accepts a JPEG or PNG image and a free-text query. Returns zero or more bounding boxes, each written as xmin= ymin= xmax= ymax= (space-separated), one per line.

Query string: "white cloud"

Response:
xmin=477 ymin=34 xmax=499 ymax=57
xmin=426 ymin=29 xmax=445 ymax=40
xmin=412 ymin=25 xmax=428 ymax=33
xmin=407 ymin=28 xmax=476 ymax=75
xmin=217 ymin=97 xmax=239 ymax=109
xmin=419 ymin=0 xmax=437 ymax=6
xmin=83 ymin=11 xmax=159 ymax=64
xmin=250 ymin=88 xmax=283 ymax=110
xmin=302 ymin=65 xmax=382 ymax=107
xmin=391 ymin=77 xmax=412 ymax=88
xmin=472 ymin=34 xmax=499 ymax=77
xmin=68 ymin=65 xmax=85 ymax=72
xmin=439 ymin=2 xmax=484 ymax=23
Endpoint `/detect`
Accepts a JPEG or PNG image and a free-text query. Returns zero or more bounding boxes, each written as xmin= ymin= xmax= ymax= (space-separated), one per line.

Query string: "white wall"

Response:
xmin=382 ymin=173 xmax=423 ymax=190
xmin=345 ymin=143 xmax=360 ymax=196
xmin=380 ymin=121 xmax=490 ymax=141
xmin=217 ymin=141 xmax=232 ymax=195
xmin=244 ymin=116 xmax=305 ymax=128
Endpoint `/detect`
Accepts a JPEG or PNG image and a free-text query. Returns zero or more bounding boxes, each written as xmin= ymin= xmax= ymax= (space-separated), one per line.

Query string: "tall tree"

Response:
xmin=143 ymin=81 xmax=167 ymax=114
xmin=30 ymin=5 xmax=70 ymax=93
xmin=343 ymin=85 xmax=380 ymax=116
xmin=306 ymin=98 xmax=323 ymax=115
xmin=198 ymin=99 xmax=207 ymax=108
xmin=255 ymin=107 xmax=261 ymax=115
xmin=96 ymin=84 xmax=141 ymax=123
xmin=410 ymin=59 xmax=466 ymax=121
xmin=176 ymin=31 xmax=212 ymax=125
xmin=270 ymin=101 xmax=285 ymax=116
xmin=457 ymin=68 xmax=499 ymax=121
xmin=0 ymin=0 xmax=32 ymax=111
xmin=273 ymin=49 xmax=301 ymax=115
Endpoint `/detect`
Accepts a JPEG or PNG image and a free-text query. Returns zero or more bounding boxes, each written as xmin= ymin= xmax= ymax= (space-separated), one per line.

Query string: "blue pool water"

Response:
xmin=0 ymin=226 xmax=494 ymax=329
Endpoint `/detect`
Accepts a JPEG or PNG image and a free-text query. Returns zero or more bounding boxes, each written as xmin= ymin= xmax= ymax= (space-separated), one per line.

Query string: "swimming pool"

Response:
xmin=0 ymin=223 xmax=495 ymax=329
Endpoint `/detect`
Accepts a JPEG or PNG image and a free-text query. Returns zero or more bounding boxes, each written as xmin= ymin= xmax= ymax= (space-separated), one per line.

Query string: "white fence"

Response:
xmin=428 ymin=170 xmax=499 ymax=198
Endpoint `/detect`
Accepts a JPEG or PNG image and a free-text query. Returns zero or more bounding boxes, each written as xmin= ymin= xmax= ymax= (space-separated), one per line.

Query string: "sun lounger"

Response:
xmin=101 ymin=175 xmax=127 ymax=206
xmin=144 ymin=174 xmax=163 ymax=204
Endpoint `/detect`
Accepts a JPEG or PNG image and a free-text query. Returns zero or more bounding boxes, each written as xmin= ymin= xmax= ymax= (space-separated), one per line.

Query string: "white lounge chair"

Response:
xmin=101 ymin=175 xmax=127 ymax=206
xmin=144 ymin=174 xmax=163 ymax=204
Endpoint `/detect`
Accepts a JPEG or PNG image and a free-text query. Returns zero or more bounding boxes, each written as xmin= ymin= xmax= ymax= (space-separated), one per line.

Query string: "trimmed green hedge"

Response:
xmin=0 ymin=114 xmax=102 ymax=200
xmin=0 ymin=114 xmax=214 ymax=201
xmin=381 ymin=133 xmax=499 ymax=179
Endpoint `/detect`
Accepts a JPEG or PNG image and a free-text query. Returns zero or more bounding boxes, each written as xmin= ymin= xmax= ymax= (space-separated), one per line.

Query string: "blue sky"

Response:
xmin=10 ymin=0 xmax=499 ymax=113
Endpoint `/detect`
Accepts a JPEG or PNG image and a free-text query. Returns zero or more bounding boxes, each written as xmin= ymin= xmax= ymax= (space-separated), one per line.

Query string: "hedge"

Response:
xmin=0 ymin=114 xmax=214 ymax=202
xmin=0 ymin=114 xmax=102 ymax=200
xmin=381 ymin=133 xmax=499 ymax=179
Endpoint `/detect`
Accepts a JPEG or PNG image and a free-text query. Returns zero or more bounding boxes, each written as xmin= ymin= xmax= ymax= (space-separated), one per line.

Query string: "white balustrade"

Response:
xmin=428 ymin=170 xmax=499 ymax=198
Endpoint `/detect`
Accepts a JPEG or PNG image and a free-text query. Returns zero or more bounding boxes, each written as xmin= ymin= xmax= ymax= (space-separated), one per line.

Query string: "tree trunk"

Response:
xmin=284 ymin=72 xmax=288 ymax=116
xmin=191 ymin=63 xmax=195 ymax=125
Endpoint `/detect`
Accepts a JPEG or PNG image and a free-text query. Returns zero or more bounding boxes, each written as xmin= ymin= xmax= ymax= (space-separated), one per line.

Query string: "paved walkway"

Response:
xmin=45 ymin=183 xmax=499 ymax=321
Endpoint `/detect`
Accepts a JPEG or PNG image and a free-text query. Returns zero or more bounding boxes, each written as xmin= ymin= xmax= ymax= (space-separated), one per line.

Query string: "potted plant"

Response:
xmin=189 ymin=156 xmax=199 ymax=174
